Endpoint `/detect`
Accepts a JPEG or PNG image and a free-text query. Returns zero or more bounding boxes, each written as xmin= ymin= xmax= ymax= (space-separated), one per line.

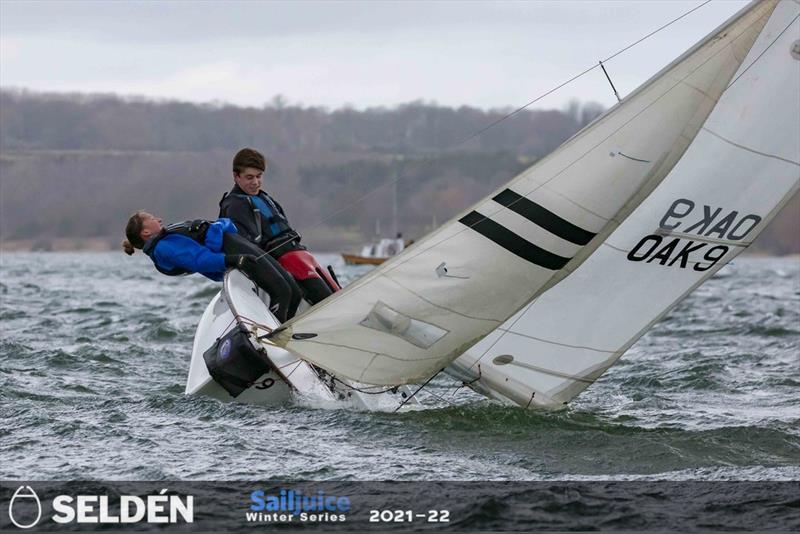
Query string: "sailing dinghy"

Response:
xmin=187 ymin=0 xmax=798 ymax=410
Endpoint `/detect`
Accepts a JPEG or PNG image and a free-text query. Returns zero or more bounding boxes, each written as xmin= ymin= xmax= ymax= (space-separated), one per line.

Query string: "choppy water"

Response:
xmin=1 ymin=253 xmax=798 ymax=481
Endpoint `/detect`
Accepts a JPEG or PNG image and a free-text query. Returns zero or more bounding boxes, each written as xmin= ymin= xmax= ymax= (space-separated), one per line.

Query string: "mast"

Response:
xmin=392 ymin=177 xmax=398 ymax=238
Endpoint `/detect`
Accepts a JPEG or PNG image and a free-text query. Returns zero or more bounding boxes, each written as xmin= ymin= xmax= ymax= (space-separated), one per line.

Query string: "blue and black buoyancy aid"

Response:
xmin=243 ymin=192 xmax=292 ymax=243
xmin=142 ymin=219 xmax=210 ymax=276
xmin=220 ymin=187 xmax=300 ymax=253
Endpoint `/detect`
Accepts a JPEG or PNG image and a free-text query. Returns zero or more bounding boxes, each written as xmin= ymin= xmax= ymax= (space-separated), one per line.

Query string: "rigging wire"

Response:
xmin=418 ymin=387 xmax=459 ymax=408
xmin=253 ymin=0 xmax=716 ymax=262
xmin=727 ymin=12 xmax=800 ymax=89
xmin=456 ymin=0 xmax=713 ymax=147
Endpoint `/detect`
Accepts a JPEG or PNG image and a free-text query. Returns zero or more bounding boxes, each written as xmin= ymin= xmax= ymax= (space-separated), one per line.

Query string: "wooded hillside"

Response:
xmin=0 ymin=90 xmax=796 ymax=254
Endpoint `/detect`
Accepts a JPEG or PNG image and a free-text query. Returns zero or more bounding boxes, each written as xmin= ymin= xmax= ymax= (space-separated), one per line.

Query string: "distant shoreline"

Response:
xmin=0 ymin=237 xmax=116 ymax=252
xmin=0 ymin=238 xmax=349 ymax=255
xmin=0 ymin=238 xmax=796 ymax=259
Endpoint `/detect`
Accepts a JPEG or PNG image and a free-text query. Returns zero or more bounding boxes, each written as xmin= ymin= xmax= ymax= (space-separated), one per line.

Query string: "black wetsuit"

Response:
xmin=219 ymin=185 xmax=334 ymax=304
xmin=221 ymin=233 xmax=302 ymax=322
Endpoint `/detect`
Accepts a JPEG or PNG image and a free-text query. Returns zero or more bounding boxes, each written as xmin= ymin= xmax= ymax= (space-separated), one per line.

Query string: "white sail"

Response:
xmin=449 ymin=0 xmax=800 ymax=408
xmin=271 ymin=1 xmax=777 ymax=385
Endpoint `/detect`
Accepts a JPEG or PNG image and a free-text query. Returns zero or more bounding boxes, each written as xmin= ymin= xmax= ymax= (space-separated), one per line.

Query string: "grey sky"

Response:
xmin=0 ymin=0 xmax=749 ymax=111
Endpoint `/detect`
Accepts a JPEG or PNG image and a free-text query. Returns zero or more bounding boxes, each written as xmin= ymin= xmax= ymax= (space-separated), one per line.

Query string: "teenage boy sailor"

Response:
xmin=219 ymin=148 xmax=340 ymax=304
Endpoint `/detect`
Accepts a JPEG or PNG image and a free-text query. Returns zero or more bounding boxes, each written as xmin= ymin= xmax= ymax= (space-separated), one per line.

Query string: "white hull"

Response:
xmin=186 ymin=292 xmax=294 ymax=405
xmin=186 ymin=271 xmax=417 ymax=410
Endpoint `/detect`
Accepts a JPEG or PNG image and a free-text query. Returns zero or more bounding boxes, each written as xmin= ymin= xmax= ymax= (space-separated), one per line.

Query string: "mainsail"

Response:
xmin=271 ymin=0 xmax=777 ymax=385
xmin=448 ymin=0 xmax=800 ymax=408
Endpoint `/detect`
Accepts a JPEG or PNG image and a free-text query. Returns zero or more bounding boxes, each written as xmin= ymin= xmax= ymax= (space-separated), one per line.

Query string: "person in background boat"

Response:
xmin=385 ymin=232 xmax=405 ymax=257
xmin=218 ymin=147 xmax=340 ymax=304
xmin=122 ymin=211 xmax=302 ymax=322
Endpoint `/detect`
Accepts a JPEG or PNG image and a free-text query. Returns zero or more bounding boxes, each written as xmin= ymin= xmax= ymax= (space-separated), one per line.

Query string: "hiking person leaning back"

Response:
xmin=122 ymin=211 xmax=302 ymax=322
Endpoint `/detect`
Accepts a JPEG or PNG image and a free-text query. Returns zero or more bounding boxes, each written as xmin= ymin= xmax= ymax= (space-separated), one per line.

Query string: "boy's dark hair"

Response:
xmin=232 ymin=148 xmax=266 ymax=174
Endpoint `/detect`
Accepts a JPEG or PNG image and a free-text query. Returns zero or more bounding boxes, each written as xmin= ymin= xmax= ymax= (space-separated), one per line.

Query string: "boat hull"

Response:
xmin=341 ymin=253 xmax=386 ymax=266
xmin=186 ymin=271 xmax=419 ymax=410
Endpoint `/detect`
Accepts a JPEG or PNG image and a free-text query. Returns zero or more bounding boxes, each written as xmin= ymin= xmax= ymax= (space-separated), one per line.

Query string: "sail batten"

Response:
xmin=272 ymin=0 xmax=779 ymax=386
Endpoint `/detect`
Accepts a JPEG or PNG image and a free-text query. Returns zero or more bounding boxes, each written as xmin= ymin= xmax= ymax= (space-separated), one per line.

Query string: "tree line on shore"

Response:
xmin=0 ymin=90 xmax=796 ymax=254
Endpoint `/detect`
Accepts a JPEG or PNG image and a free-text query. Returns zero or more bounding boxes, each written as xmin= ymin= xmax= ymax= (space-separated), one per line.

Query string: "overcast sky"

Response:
xmin=0 ymin=0 xmax=750 ymax=111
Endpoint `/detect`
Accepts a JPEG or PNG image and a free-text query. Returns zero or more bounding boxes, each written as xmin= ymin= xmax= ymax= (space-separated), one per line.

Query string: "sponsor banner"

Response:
xmin=1 ymin=481 xmax=798 ymax=532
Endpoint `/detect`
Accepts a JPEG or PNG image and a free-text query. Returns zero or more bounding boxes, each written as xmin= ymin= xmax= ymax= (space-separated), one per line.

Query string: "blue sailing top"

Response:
xmin=149 ymin=218 xmax=238 ymax=281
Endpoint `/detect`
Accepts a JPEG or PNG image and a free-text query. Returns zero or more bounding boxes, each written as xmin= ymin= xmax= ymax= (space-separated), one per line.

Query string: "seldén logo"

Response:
xmin=8 ymin=486 xmax=42 ymax=529
xmin=6 ymin=486 xmax=194 ymax=528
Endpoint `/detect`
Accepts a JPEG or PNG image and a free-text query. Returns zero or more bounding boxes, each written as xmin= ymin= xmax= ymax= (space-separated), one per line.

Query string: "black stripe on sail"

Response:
xmin=459 ymin=211 xmax=570 ymax=270
xmin=492 ymin=189 xmax=596 ymax=246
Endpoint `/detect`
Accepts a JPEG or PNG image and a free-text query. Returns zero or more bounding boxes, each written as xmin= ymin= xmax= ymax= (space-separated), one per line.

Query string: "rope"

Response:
xmin=219 ymin=315 xmax=237 ymax=336
xmin=329 ymin=376 xmax=400 ymax=395
xmin=233 ymin=314 xmax=274 ymax=334
xmin=418 ymin=387 xmax=459 ymax=408
xmin=327 ymin=373 xmax=456 ymax=408
xmin=393 ymin=368 xmax=444 ymax=412
xmin=450 ymin=364 xmax=482 ymax=396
